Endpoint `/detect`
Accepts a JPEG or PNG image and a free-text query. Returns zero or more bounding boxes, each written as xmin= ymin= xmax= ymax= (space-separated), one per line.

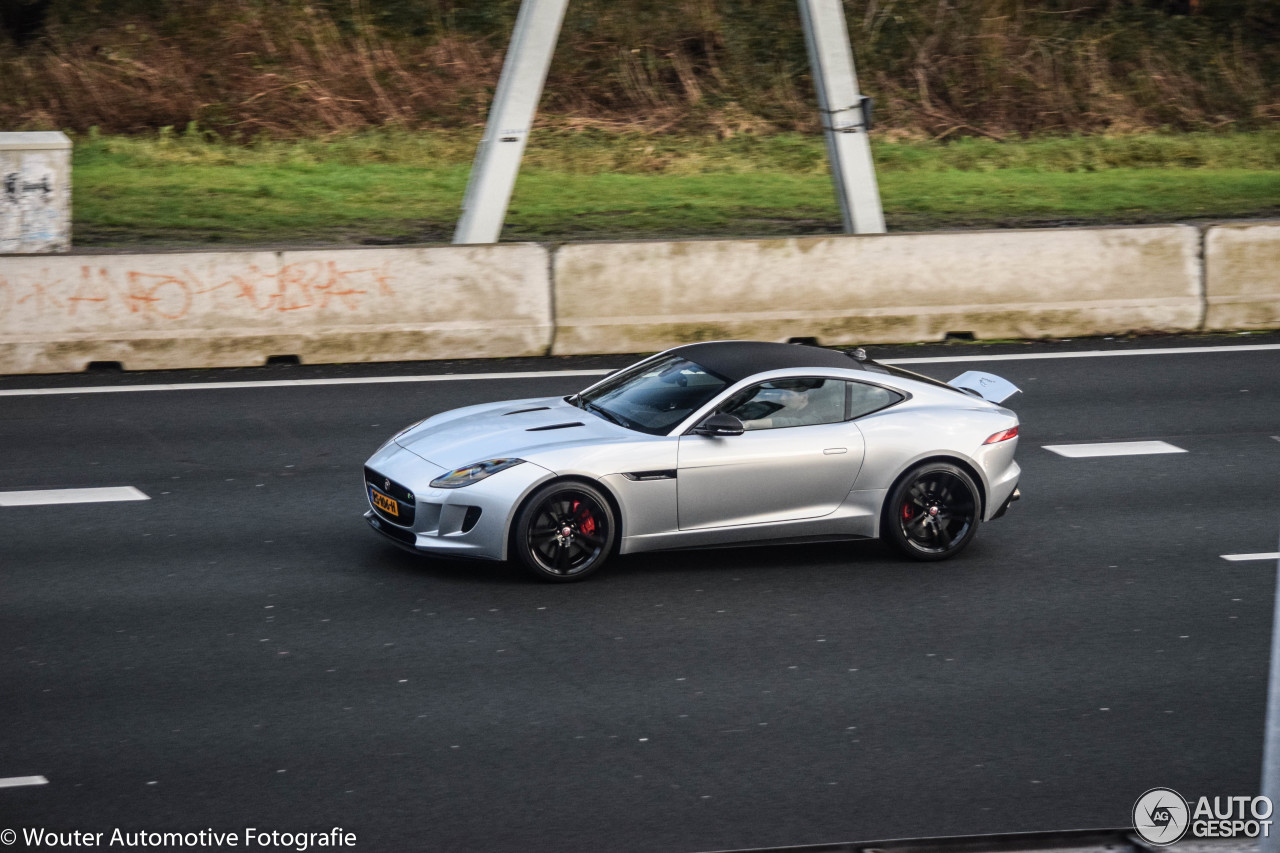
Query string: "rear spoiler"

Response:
xmin=948 ymin=371 xmax=1020 ymax=405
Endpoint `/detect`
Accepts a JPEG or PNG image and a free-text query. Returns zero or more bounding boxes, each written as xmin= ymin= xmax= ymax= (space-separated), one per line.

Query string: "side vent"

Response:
xmin=526 ymin=422 xmax=585 ymax=432
xmin=622 ymin=470 xmax=677 ymax=481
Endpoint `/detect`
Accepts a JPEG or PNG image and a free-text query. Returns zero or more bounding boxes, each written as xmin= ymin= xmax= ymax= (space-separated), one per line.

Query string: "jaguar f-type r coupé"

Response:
xmin=364 ymin=341 xmax=1021 ymax=581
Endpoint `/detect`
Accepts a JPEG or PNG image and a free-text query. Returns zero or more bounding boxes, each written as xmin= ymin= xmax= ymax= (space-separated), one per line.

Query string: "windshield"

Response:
xmin=573 ymin=354 xmax=730 ymax=435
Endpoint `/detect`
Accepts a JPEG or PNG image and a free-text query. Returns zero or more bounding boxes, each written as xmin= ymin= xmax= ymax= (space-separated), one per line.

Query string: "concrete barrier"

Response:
xmin=7 ymin=221 xmax=1278 ymax=376
xmin=551 ymin=225 xmax=1203 ymax=355
xmin=1205 ymin=221 xmax=1280 ymax=331
xmin=0 ymin=244 xmax=552 ymax=373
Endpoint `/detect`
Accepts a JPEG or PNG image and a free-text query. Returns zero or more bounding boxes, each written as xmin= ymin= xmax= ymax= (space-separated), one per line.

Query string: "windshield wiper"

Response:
xmin=584 ymin=401 xmax=625 ymax=427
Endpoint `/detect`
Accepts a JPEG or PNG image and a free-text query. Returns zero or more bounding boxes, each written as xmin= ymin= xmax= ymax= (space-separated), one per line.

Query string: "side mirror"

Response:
xmin=693 ymin=413 xmax=744 ymax=437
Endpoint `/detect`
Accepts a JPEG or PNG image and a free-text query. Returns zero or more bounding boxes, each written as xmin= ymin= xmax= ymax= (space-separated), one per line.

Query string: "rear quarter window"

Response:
xmin=846 ymin=382 xmax=904 ymax=420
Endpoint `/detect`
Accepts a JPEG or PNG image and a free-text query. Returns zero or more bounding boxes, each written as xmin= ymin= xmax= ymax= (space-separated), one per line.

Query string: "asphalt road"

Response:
xmin=2 ymin=334 xmax=1279 ymax=853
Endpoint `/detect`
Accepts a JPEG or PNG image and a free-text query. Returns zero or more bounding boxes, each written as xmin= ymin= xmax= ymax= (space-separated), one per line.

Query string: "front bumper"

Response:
xmin=363 ymin=442 xmax=553 ymax=561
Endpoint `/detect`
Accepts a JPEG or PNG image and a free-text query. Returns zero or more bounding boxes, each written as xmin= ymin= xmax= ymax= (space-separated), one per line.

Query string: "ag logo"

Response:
xmin=1133 ymin=787 xmax=1190 ymax=846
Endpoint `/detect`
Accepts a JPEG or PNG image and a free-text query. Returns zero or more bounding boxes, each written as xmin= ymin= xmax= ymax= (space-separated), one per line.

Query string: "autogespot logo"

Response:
xmin=1133 ymin=787 xmax=1191 ymax=846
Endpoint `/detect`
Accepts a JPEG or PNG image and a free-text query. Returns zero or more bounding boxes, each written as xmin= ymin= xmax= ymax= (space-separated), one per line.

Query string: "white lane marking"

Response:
xmin=1222 ymin=553 xmax=1280 ymax=562
xmin=0 ymin=369 xmax=613 ymax=397
xmin=1043 ymin=441 xmax=1187 ymax=458
xmin=0 ymin=343 xmax=1276 ymax=398
xmin=0 ymin=776 xmax=48 ymax=788
xmin=886 ymin=343 xmax=1280 ymax=365
xmin=0 ymin=487 xmax=150 ymax=506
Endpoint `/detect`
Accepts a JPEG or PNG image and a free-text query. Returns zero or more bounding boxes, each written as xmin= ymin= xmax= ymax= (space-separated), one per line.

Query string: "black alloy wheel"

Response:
xmin=883 ymin=462 xmax=981 ymax=561
xmin=514 ymin=481 xmax=617 ymax=582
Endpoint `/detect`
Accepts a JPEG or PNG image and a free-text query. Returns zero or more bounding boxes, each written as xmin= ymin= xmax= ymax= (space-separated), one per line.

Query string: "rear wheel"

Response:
xmin=883 ymin=462 xmax=980 ymax=561
xmin=513 ymin=481 xmax=617 ymax=582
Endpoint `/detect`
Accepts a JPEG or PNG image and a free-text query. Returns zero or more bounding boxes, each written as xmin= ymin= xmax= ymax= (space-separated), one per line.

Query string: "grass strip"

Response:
xmin=70 ymin=130 xmax=1280 ymax=247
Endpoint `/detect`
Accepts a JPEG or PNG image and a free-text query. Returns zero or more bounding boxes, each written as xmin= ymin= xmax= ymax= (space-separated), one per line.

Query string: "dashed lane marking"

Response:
xmin=0 ymin=487 xmax=150 ymax=507
xmin=1222 ymin=553 xmax=1280 ymax=562
xmin=1042 ymin=441 xmax=1187 ymax=458
xmin=0 ymin=343 xmax=1277 ymax=397
xmin=0 ymin=776 xmax=49 ymax=789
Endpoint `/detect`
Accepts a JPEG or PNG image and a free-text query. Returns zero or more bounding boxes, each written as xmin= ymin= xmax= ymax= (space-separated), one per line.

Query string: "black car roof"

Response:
xmin=668 ymin=341 xmax=866 ymax=383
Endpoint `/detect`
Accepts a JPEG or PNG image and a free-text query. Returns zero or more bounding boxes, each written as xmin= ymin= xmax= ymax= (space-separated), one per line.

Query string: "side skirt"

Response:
xmin=641 ymin=533 xmax=873 ymax=555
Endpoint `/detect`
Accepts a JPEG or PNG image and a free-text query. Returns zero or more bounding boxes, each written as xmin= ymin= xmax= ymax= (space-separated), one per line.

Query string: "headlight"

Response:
xmin=430 ymin=458 xmax=525 ymax=489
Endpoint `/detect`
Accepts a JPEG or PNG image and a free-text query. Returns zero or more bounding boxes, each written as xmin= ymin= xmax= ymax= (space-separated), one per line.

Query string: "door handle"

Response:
xmin=823 ymin=447 xmax=848 ymax=455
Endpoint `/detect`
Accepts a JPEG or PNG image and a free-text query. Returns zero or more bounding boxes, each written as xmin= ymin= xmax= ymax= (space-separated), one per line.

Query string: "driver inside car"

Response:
xmin=724 ymin=378 xmax=840 ymax=430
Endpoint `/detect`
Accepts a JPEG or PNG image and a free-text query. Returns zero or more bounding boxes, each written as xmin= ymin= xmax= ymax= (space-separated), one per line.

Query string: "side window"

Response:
xmin=721 ymin=378 xmax=846 ymax=431
xmin=846 ymin=381 xmax=903 ymax=420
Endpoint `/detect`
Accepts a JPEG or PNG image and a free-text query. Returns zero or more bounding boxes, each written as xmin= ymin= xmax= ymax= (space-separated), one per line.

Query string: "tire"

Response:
xmin=882 ymin=462 xmax=981 ymax=561
xmin=513 ymin=481 xmax=618 ymax=582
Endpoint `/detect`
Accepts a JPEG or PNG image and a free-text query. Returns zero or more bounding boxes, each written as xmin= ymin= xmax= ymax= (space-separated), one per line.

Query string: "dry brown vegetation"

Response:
xmin=0 ymin=0 xmax=1276 ymax=139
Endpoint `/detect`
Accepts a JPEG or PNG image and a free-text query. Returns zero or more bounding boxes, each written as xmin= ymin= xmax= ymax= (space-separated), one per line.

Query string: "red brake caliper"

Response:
xmin=574 ymin=501 xmax=597 ymax=536
xmin=902 ymin=503 xmax=914 ymax=521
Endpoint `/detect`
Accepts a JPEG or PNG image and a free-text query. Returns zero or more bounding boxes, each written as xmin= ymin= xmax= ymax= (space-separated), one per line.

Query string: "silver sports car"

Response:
xmin=364 ymin=341 xmax=1021 ymax=582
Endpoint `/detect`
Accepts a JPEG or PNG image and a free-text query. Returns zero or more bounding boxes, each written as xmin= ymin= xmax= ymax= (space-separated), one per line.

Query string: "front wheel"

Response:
xmin=513 ymin=481 xmax=617 ymax=582
xmin=883 ymin=462 xmax=981 ymax=561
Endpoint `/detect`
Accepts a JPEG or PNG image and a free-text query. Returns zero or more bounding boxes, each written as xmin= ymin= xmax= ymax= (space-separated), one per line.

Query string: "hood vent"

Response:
xmin=503 ymin=406 xmax=551 ymax=416
xmin=526 ymin=422 xmax=584 ymax=432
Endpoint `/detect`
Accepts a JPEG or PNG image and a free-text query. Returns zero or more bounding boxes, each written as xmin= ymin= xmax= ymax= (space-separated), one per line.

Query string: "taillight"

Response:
xmin=984 ymin=425 xmax=1019 ymax=444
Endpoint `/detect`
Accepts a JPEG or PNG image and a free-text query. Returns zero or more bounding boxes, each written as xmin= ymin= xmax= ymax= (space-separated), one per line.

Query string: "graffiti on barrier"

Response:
xmin=0 ymin=259 xmax=397 ymax=325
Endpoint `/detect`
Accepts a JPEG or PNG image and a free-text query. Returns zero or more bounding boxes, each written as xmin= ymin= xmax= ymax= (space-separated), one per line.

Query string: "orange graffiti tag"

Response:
xmin=0 ymin=259 xmax=397 ymax=325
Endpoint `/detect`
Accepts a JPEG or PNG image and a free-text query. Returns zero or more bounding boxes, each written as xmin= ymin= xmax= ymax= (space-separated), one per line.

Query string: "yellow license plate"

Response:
xmin=370 ymin=488 xmax=399 ymax=517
